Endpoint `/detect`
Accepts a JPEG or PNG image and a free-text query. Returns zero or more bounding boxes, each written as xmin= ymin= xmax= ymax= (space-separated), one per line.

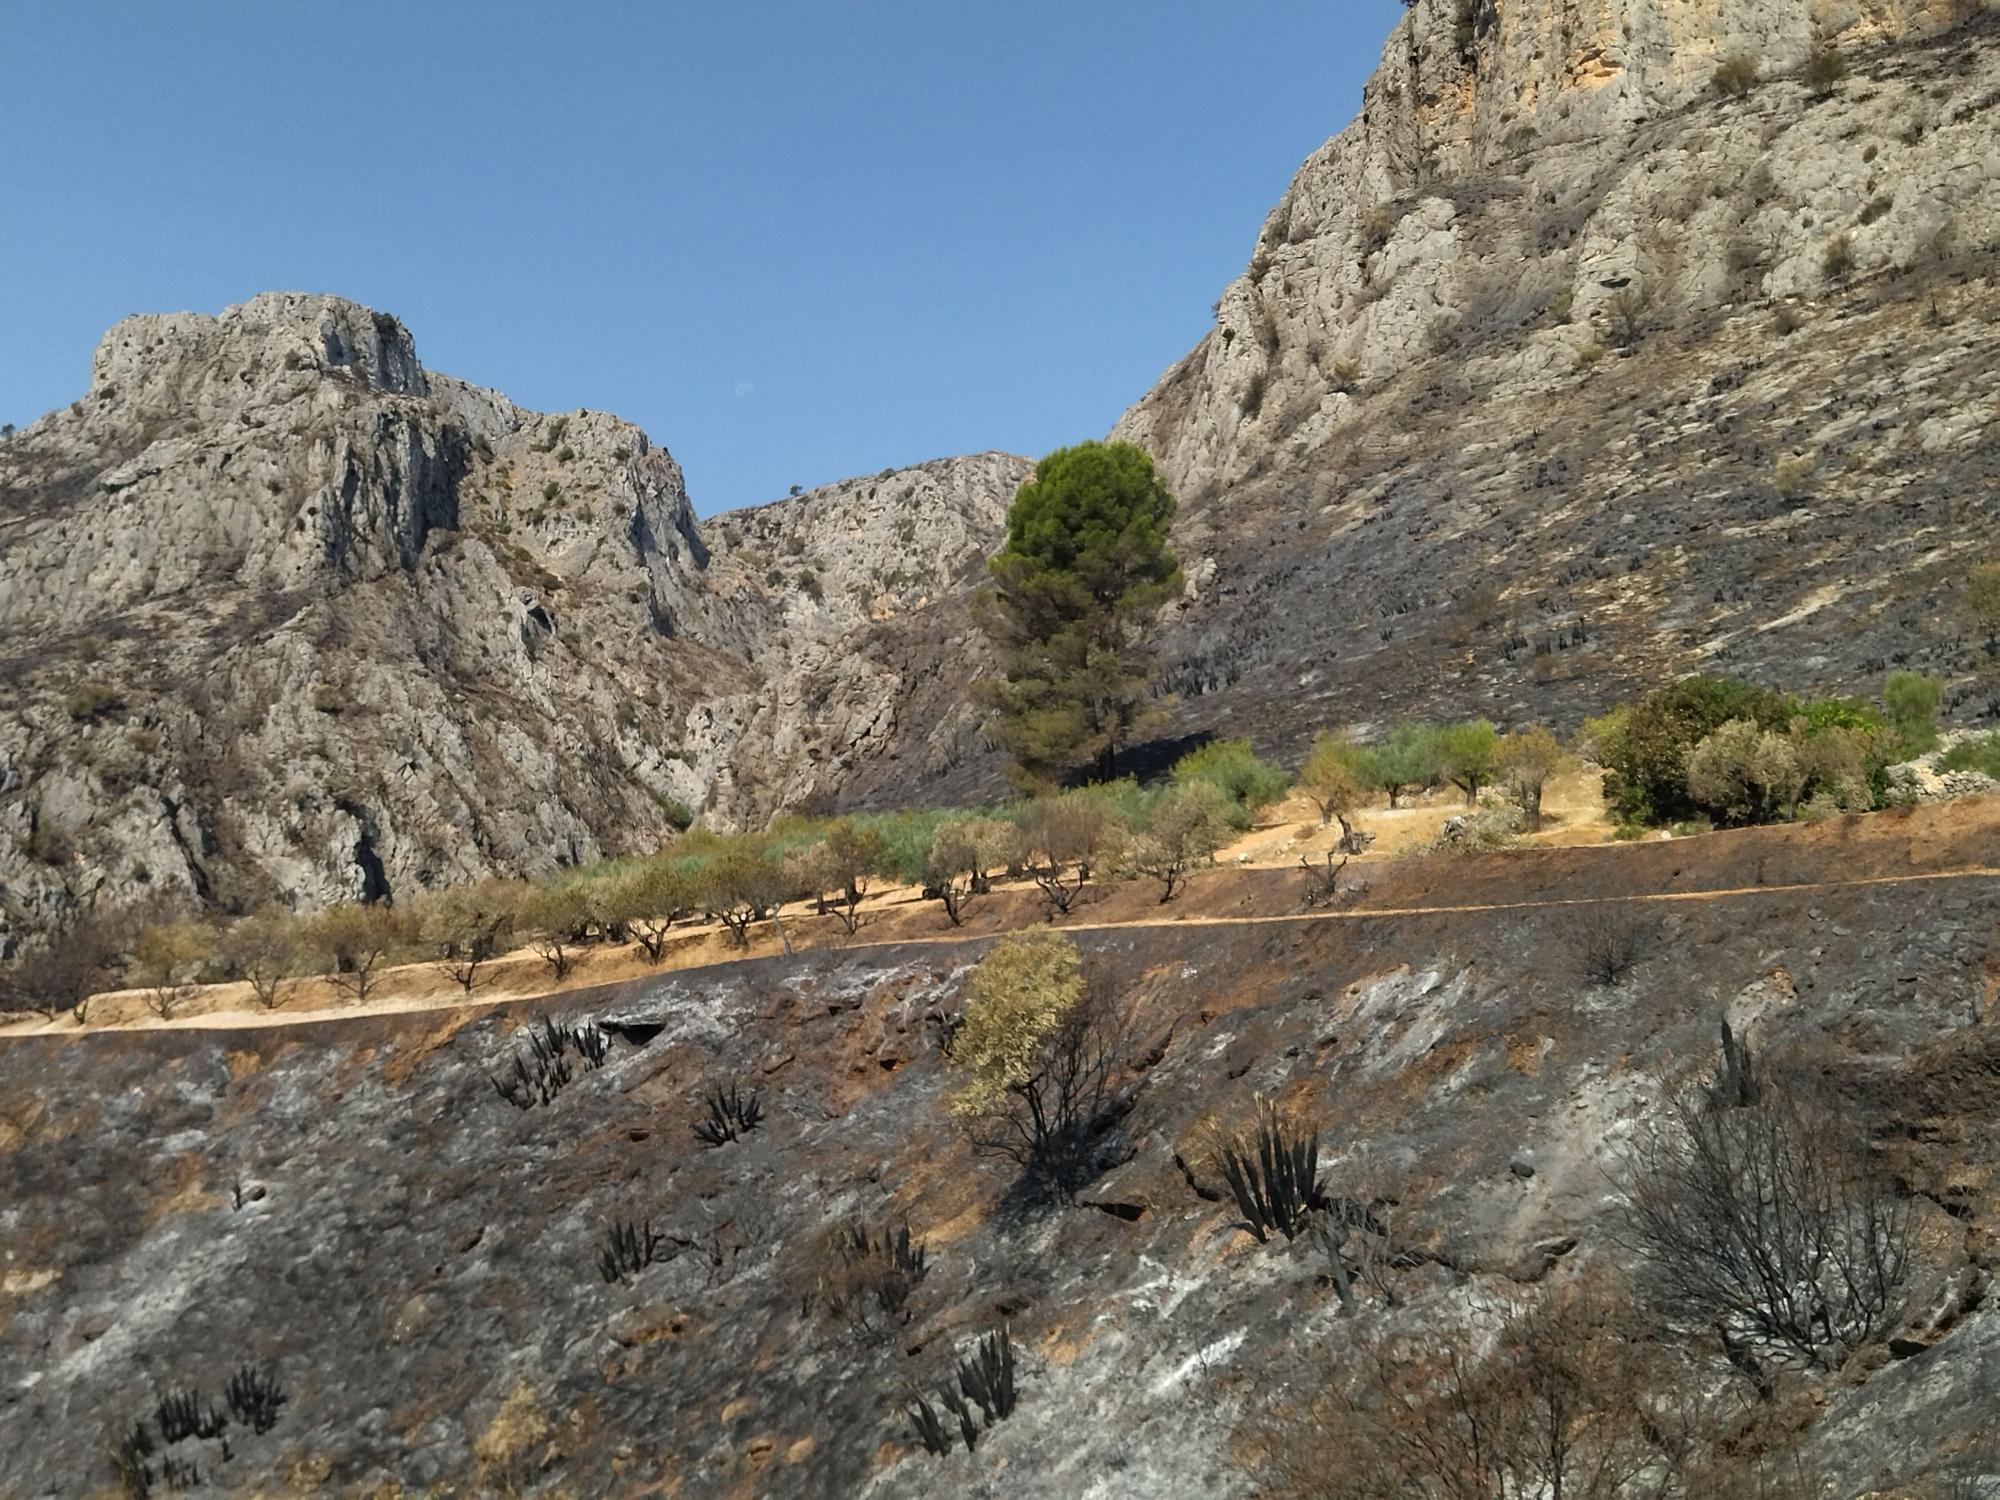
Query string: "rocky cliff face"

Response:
xmin=0 ymin=296 xmax=1023 ymax=940
xmin=1115 ymin=0 xmax=1993 ymax=497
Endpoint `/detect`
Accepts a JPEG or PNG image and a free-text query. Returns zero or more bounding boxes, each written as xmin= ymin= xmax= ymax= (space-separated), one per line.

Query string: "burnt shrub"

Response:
xmin=224 ymin=1365 xmax=286 ymax=1436
xmin=1570 ymin=909 xmax=1656 ymax=987
xmin=692 ymin=1082 xmax=763 ymax=1147
xmin=902 ymin=1327 xmax=1019 ymax=1459
xmin=1216 ymin=1100 xmax=1330 ymax=1243
xmin=597 ymin=1219 xmax=666 ymax=1285
xmin=1617 ymin=1044 xmax=1911 ymax=1377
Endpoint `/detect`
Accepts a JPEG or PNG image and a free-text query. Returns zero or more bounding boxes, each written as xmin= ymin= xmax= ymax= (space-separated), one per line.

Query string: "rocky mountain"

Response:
xmin=0 ymin=294 xmax=1026 ymax=940
xmin=5 ymin=1 xmax=1998 ymax=936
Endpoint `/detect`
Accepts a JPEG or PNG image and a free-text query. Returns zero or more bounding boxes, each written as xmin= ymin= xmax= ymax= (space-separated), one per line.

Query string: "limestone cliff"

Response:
xmin=1115 ymin=0 xmax=1994 ymax=498
xmin=0 ymin=296 xmax=1023 ymax=940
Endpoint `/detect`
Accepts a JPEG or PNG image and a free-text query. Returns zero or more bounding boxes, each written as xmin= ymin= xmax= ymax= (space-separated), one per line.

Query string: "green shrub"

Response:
xmin=1823 ymin=234 xmax=1855 ymax=283
xmin=1686 ymin=720 xmax=1805 ymax=825
xmin=1940 ymin=735 xmax=2000 ymax=781
xmin=1169 ymin=740 xmax=1289 ymax=830
xmin=650 ymin=792 xmax=694 ymax=831
xmin=1880 ymin=671 xmax=1942 ymax=754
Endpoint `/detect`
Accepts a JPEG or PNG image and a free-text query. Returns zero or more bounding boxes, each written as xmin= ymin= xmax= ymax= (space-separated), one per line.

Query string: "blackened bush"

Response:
xmin=1218 ymin=1101 xmax=1329 ymax=1243
xmin=692 ymin=1082 xmax=763 ymax=1146
xmin=906 ymin=1393 xmax=953 ymax=1458
xmin=1618 ymin=1053 xmax=1911 ymax=1374
xmin=154 ymin=1388 xmax=226 ymax=1445
xmin=224 ymin=1365 xmax=286 ymax=1435
xmin=956 ymin=1326 xmax=1017 ymax=1423
xmin=598 ymin=1219 xmax=666 ymax=1284
xmin=1571 ymin=909 xmax=1655 ymax=987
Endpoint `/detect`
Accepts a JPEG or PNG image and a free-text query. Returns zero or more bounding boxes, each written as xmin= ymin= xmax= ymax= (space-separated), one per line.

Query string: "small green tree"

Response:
xmin=418 ymin=880 xmax=525 ymax=994
xmin=1127 ymin=780 xmax=1233 ymax=902
xmin=220 ymin=906 xmax=304 ymax=1010
xmin=1434 ymin=720 xmax=1499 ymax=806
xmin=696 ymin=838 xmax=796 ymax=948
xmin=1964 ymin=561 xmax=2000 ymax=655
xmin=976 ymin=441 xmax=1182 ymax=785
xmin=604 ymin=860 xmax=694 ymax=960
xmin=946 ymin=931 xmax=1122 ymax=1199
xmin=810 ymin=818 xmax=889 ymax=931
xmin=521 ymin=883 xmax=589 ymax=978
xmin=1020 ymin=792 xmax=1122 ymax=915
xmin=131 ymin=918 xmax=214 ymax=1020
xmin=1359 ymin=723 xmax=1439 ymax=808
xmin=1496 ymin=725 xmax=1565 ymax=832
xmin=1880 ymin=670 xmax=1942 ymax=755
xmin=311 ymin=902 xmax=410 ymax=1003
xmin=1170 ymin=739 xmax=1289 ymax=830
xmin=1297 ymin=733 xmax=1371 ymax=850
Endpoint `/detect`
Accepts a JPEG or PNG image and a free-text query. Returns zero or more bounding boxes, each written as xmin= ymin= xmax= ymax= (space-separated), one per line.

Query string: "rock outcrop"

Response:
xmin=0 ymin=296 xmax=1024 ymax=939
xmin=1104 ymin=1 xmax=1999 ymax=765
xmin=1114 ymin=0 xmax=1994 ymax=497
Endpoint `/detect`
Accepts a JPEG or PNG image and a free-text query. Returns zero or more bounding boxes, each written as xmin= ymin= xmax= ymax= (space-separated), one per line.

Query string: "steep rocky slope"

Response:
xmin=2 ymin=807 xmax=1996 ymax=1496
xmin=0 ymin=296 xmax=1023 ymax=940
xmin=1095 ymin=1 xmax=2000 ymax=762
xmin=1096 ymin=0 xmax=2000 ymax=775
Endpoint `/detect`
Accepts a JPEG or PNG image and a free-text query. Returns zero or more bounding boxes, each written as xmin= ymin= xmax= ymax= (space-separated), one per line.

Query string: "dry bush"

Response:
xmin=1250 ymin=1281 xmax=1692 ymax=1499
xmin=1124 ymin=780 xmax=1232 ymax=903
xmin=219 ymin=907 xmax=305 ymax=1010
xmin=782 ymin=1218 xmax=928 ymax=1332
xmin=1570 ymin=909 xmax=1657 ymax=987
xmin=1617 ymin=1048 xmax=1911 ymax=1379
xmin=0 ymin=918 xmax=117 ymax=1023
xmin=310 ymin=902 xmax=411 ymax=1002
xmin=131 ymin=918 xmax=213 ymax=1020
xmin=1713 ymin=54 xmax=1759 ymax=97
xmin=1020 ymin=794 xmax=1119 ymax=916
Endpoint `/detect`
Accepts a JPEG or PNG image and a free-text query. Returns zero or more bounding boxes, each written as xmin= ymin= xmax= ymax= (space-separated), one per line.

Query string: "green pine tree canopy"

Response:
xmin=976 ymin=441 xmax=1182 ymax=786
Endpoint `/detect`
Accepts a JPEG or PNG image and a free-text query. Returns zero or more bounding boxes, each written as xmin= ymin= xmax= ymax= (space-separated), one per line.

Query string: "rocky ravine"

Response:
xmin=0 ymin=293 xmax=1028 ymax=941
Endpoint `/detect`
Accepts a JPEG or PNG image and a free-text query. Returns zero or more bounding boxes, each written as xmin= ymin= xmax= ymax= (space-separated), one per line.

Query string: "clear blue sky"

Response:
xmin=2 ymin=2 xmax=1403 ymax=514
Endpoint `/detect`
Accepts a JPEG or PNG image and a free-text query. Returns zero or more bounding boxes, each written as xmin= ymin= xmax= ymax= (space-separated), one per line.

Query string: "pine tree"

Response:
xmin=976 ymin=441 xmax=1181 ymax=786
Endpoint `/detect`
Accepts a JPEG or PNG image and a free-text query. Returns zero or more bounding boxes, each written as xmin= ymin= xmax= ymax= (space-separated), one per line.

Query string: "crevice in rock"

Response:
xmin=603 ymin=1021 xmax=666 ymax=1048
xmin=1081 ymin=1199 xmax=1147 ymax=1222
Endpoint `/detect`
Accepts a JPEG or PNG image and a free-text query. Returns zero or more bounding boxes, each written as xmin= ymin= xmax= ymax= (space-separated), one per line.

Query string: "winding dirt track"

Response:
xmin=18 ymin=863 xmax=1997 ymax=1039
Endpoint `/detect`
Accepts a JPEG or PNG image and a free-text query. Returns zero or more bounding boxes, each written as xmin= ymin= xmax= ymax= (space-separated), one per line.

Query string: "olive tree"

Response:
xmin=1126 ymin=780 xmax=1232 ymax=902
xmin=945 ymin=931 xmax=1125 ymax=1200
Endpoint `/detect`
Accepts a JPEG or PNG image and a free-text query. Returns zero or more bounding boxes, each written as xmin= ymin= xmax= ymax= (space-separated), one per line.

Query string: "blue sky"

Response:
xmin=2 ymin=2 xmax=1404 ymax=513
